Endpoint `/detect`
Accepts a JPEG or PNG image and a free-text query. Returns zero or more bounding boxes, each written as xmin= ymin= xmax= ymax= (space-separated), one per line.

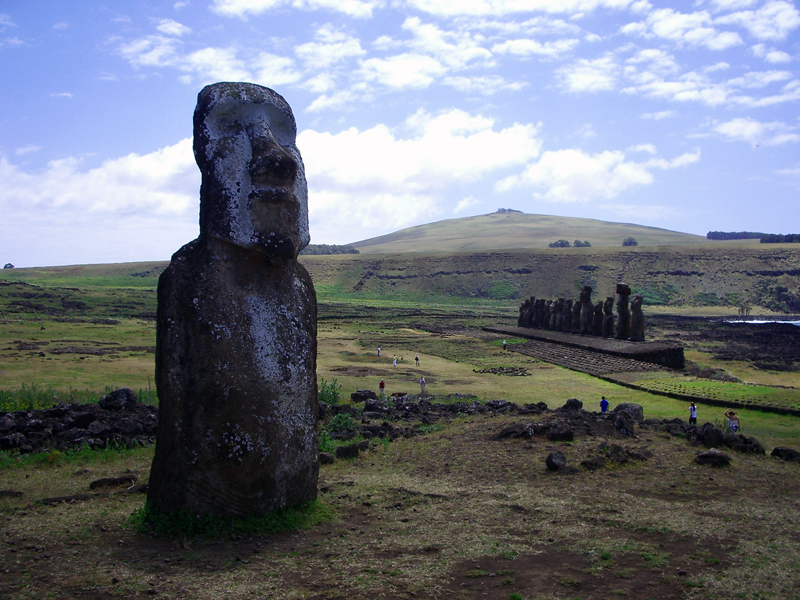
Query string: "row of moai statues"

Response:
xmin=517 ymin=284 xmax=645 ymax=341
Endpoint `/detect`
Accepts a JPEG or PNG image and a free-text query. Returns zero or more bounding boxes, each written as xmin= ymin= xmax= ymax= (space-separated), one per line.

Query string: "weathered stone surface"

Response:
xmin=723 ymin=433 xmax=765 ymax=455
xmin=771 ymin=446 xmax=800 ymax=462
xmin=629 ymin=294 xmax=645 ymax=341
xmin=693 ymin=422 xmax=724 ymax=449
xmin=546 ymin=451 xmax=567 ymax=471
xmin=613 ymin=403 xmax=644 ymax=423
xmin=615 ymin=288 xmax=631 ymax=340
xmin=350 ymin=389 xmax=377 ymax=402
xmin=695 ymin=448 xmax=731 ymax=467
xmin=561 ymin=398 xmax=583 ymax=411
xmin=614 ymin=411 xmax=635 ymax=436
xmin=98 ymin=388 xmax=137 ymax=411
xmin=579 ymin=286 xmax=593 ymax=335
xmin=602 ymin=297 xmax=615 ymax=337
xmin=148 ymin=82 xmax=318 ymax=518
xmin=581 ymin=456 xmax=606 ymax=470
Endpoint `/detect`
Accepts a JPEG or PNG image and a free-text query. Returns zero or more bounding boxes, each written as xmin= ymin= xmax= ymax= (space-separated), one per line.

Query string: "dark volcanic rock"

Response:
xmin=546 ymin=451 xmax=567 ymax=471
xmin=614 ymin=411 xmax=635 ymax=437
xmin=581 ymin=456 xmax=606 ymax=471
xmin=613 ymin=403 xmax=643 ymax=423
xmin=695 ymin=449 xmax=731 ymax=467
xmin=336 ymin=444 xmax=360 ymax=459
xmin=694 ymin=422 xmax=724 ymax=448
xmin=350 ymin=389 xmax=377 ymax=402
xmin=771 ymin=447 xmax=800 ymax=462
xmin=723 ymin=433 xmax=765 ymax=455
xmin=546 ymin=425 xmax=574 ymax=442
xmin=561 ymin=398 xmax=583 ymax=411
xmin=98 ymin=388 xmax=137 ymax=411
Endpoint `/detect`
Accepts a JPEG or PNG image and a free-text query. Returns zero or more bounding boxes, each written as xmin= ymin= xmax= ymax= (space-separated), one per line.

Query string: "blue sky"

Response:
xmin=1 ymin=0 xmax=799 ymax=267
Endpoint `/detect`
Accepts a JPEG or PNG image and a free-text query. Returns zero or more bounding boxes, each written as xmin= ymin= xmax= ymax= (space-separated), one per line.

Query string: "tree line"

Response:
xmin=707 ymin=231 xmax=800 ymax=243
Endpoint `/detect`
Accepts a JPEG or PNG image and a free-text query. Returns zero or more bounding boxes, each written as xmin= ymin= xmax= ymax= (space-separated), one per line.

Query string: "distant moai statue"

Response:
xmin=571 ymin=299 xmax=581 ymax=332
xmin=533 ymin=299 xmax=544 ymax=328
xmin=592 ymin=300 xmax=604 ymax=336
xmin=517 ymin=297 xmax=531 ymax=327
xmin=602 ymin=297 xmax=615 ymax=337
xmin=629 ymin=294 xmax=645 ymax=341
xmin=148 ymin=83 xmax=318 ymax=518
xmin=552 ymin=298 xmax=564 ymax=330
xmin=561 ymin=299 xmax=573 ymax=332
xmin=579 ymin=286 xmax=593 ymax=335
xmin=615 ymin=283 xmax=632 ymax=340
xmin=523 ymin=296 xmax=536 ymax=327
xmin=543 ymin=300 xmax=553 ymax=329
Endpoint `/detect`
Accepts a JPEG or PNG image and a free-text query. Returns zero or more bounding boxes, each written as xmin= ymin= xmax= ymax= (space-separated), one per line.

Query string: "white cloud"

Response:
xmin=0 ymin=13 xmax=15 ymax=30
xmin=404 ymin=0 xmax=636 ymax=17
xmin=641 ymin=110 xmax=676 ymax=119
xmin=627 ymin=143 xmax=656 ymax=154
xmin=402 ymin=17 xmax=494 ymax=69
xmin=751 ymin=43 xmax=792 ymax=63
xmin=716 ymin=0 xmax=800 ymax=40
xmin=15 ymin=145 xmax=41 ymax=156
xmin=210 ymin=0 xmax=382 ymax=19
xmin=50 ymin=92 xmax=73 ymax=99
xmin=298 ymin=108 xmax=541 ymax=242
xmin=358 ymin=53 xmax=447 ymax=89
xmin=0 ymin=139 xmax=198 ymax=216
xmin=623 ymin=7 xmax=743 ymax=50
xmin=252 ymin=52 xmax=303 ymax=86
xmin=714 ymin=117 xmax=799 ymax=146
xmin=454 ymin=196 xmax=483 ymax=213
xmin=295 ymin=25 xmax=365 ymax=69
xmin=496 ymin=147 xmax=699 ymax=202
xmin=557 ymin=54 xmax=619 ymax=92
xmin=492 ymin=37 xmax=580 ymax=57
xmin=53 ymin=22 xmax=69 ymax=31
xmin=443 ymin=74 xmax=527 ymax=94
xmin=155 ymin=18 xmax=192 ymax=37
xmin=727 ymin=69 xmax=792 ymax=88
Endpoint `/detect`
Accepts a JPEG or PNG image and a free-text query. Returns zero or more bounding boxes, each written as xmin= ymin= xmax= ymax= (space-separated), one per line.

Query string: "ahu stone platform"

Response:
xmin=484 ymin=325 xmax=685 ymax=371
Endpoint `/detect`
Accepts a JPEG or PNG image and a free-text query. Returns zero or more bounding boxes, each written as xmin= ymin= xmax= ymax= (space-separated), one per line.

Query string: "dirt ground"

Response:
xmin=2 ymin=408 xmax=799 ymax=600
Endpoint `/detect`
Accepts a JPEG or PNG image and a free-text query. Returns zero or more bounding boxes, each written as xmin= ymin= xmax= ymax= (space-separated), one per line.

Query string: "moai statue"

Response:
xmin=523 ymin=296 xmax=536 ymax=328
xmin=534 ymin=299 xmax=546 ymax=328
xmin=517 ymin=298 xmax=529 ymax=327
xmin=615 ymin=283 xmax=632 ymax=340
xmin=579 ymin=286 xmax=593 ymax=335
xmin=148 ymin=83 xmax=318 ymax=518
xmin=571 ymin=298 xmax=582 ymax=333
xmin=552 ymin=298 xmax=564 ymax=330
xmin=543 ymin=300 xmax=553 ymax=329
xmin=592 ymin=300 xmax=604 ymax=336
xmin=602 ymin=297 xmax=615 ymax=337
xmin=560 ymin=299 xmax=572 ymax=331
xmin=629 ymin=294 xmax=645 ymax=341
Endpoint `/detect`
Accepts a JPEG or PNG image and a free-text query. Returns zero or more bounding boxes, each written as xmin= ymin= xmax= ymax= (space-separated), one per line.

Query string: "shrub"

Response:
xmin=318 ymin=378 xmax=341 ymax=405
xmin=548 ymin=239 xmax=571 ymax=248
xmin=328 ymin=413 xmax=355 ymax=432
xmin=573 ymin=239 xmax=591 ymax=247
xmin=622 ymin=237 xmax=638 ymax=247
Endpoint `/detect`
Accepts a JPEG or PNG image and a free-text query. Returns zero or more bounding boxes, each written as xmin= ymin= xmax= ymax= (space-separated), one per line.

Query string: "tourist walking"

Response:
xmin=600 ymin=396 xmax=609 ymax=413
xmin=503 ymin=339 xmax=507 ymax=350
xmin=415 ymin=353 xmax=420 ymax=367
xmin=419 ymin=376 xmax=426 ymax=396
xmin=379 ymin=379 xmax=385 ymax=398
xmin=392 ymin=356 xmax=397 ymax=367
xmin=689 ymin=401 xmax=697 ymax=425
xmin=377 ymin=347 xmax=381 ymax=357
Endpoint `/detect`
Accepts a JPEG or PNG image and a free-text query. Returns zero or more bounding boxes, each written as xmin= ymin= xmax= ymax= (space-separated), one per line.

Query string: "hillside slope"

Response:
xmin=350 ymin=211 xmax=708 ymax=253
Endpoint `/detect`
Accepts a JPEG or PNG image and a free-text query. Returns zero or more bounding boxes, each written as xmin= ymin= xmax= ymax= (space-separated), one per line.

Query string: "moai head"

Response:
xmin=194 ymin=82 xmax=309 ymax=259
xmin=631 ymin=294 xmax=643 ymax=312
xmin=580 ymin=285 xmax=592 ymax=305
xmin=603 ymin=297 xmax=614 ymax=315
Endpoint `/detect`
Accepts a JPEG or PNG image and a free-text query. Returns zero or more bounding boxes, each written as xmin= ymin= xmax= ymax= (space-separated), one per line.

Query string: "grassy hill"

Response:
xmin=350 ymin=211 xmax=709 ymax=254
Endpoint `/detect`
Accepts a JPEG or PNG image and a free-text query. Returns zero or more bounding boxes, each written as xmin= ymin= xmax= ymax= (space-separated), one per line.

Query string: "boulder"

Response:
xmin=546 ymin=426 xmax=574 ymax=442
xmin=723 ymin=433 xmax=765 ymax=455
xmin=336 ymin=444 xmax=360 ymax=459
xmin=695 ymin=422 xmax=724 ymax=448
xmin=614 ymin=411 xmax=635 ymax=437
xmin=98 ymin=388 xmax=137 ymax=411
xmin=581 ymin=456 xmax=606 ymax=471
xmin=695 ymin=449 xmax=731 ymax=467
xmin=771 ymin=447 xmax=800 ymax=462
xmin=319 ymin=452 xmax=335 ymax=465
xmin=613 ymin=403 xmax=644 ymax=423
xmin=561 ymin=398 xmax=583 ymax=411
xmin=546 ymin=451 xmax=567 ymax=471
xmin=350 ymin=389 xmax=377 ymax=402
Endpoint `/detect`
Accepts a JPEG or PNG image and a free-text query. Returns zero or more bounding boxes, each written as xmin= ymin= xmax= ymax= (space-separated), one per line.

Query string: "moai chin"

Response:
xmin=147 ymin=82 xmax=318 ymax=518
